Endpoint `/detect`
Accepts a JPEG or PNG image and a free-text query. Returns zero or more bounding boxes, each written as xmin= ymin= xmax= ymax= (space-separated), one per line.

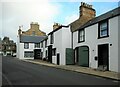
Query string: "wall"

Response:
xmin=61 ymin=26 xmax=71 ymax=65
xmin=118 ymin=15 xmax=120 ymax=72
xmin=52 ymin=29 xmax=62 ymax=65
xmin=73 ymin=16 xmax=119 ymax=72
xmin=19 ymin=43 xmax=34 ymax=59
xmin=52 ymin=26 xmax=71 ymax=65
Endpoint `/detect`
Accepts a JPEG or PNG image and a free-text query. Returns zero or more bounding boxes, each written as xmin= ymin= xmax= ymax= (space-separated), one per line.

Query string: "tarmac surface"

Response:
xmin=2 ymin=56 xmax=119 ymax=86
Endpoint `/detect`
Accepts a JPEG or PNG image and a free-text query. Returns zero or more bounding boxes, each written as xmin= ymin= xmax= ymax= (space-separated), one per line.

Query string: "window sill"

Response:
xmin=78 ymin=40 xmax=85 ymax=43
xmin=98 ymin=35 xmax=109 ymax=39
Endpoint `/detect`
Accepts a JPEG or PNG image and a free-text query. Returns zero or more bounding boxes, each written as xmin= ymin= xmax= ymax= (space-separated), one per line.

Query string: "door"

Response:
xmin=34 ymin=49 xmax=41 ymax=59
xmin=98 ymin=44 xmax=109 ymax=71
xmin=57 ymin=53 xmax=60 ymax=65
xmin=66 ymin=48 xmax=74 ymax=65
xmin=48 ymin=45 xmax=52 ymax=63
xmin=78 ymin=46 xmax=89 ymax=67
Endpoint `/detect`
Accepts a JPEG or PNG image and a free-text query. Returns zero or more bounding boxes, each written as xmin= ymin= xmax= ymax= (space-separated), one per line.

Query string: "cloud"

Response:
xmin=2 ymin=1 xmax=60 ymax=42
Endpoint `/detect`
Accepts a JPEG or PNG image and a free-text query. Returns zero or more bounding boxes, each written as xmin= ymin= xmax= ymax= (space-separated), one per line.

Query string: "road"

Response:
xmin=2 ymin=56 xmax=119 ymax=86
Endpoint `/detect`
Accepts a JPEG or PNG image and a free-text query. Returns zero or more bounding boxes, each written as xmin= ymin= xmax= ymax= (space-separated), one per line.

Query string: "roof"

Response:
xmin=78 ymin=7 xmax=120 ymax=31
xmin=20 ymin=35 xmax=46 ymax=43
xmin=48 ymin=25 xmax=69 ymax=35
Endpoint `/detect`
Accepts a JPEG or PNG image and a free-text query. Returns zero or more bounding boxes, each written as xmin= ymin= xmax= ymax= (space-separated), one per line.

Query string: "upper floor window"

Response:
xmin=24 ymin=43 xmax=29 ymax=49
xmin=52 ymin=48 xmax=56 ymax=56
xmin=98 ymin=20 xmax=109 ymax=38
xmin=50 ymin=33 xmax=54 ymax=44
xmin=35 ymin=43 xmax=40 ymax=48
xmin=32 ymin=31 xmax=35 ymax=36
xmin=78 ymin=29 xmax=85 ymax=43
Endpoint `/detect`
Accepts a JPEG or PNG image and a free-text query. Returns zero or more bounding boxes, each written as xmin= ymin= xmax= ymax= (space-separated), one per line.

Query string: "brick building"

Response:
xmin=2 ymin=37 xmax=16 ymax=56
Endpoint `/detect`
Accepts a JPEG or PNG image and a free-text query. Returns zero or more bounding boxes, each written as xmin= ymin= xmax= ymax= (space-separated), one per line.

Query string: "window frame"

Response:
xmin=98 ymin=19 xmax=109 ymax=39
xmin=34 ymin=43 xmax=40 ymax=48
xmin=52 ymin=48 xmax=56 ymax=56
xmin=78 ymin=29 xmax=85 ymax=43
xmin=24 ymin=51 xmax=34 ymax=58
xmin=24 ymin=43 xmax=29 ymax=49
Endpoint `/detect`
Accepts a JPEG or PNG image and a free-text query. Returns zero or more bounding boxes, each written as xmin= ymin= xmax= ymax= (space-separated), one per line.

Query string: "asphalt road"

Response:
xmin=2 ymin=56 xmax=119 ymax=86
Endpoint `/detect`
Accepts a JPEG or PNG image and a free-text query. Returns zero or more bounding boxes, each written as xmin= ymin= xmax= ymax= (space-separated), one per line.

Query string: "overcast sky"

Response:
xmin=0 ymin=0 xmax=119 ymax=42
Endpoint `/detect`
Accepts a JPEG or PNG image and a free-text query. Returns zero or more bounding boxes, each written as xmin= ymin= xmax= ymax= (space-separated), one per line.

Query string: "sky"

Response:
xmin=0 ymin=0 xmax=119 ymax=42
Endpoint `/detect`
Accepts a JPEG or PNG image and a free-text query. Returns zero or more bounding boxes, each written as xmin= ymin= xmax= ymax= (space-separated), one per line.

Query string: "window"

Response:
xmin=24 ymin=43 xmax=29 ymax=49
xmin=24 ymin=51 xmax=34 ymax=58
xmin=98 ymin=20 xmax=109 ymax=38
xmin=32 ymin=31 xmax=35 ymax=36
xmin=50 ymin=33 xmax=54 ymax=44
xmin=78 ymin=29 xmax=85 ymax=42
xmin=35 ymin=43 xmax=40 ymax=48
xmin=52 ymin=48 xmax=56 ymax=56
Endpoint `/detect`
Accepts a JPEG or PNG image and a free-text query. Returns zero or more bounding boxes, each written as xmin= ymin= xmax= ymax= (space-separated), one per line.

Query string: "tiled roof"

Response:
xmin=77 ymin=7 xmax=120 ymax=31
xmin=20 ymin=35 xmax=46 ymax=43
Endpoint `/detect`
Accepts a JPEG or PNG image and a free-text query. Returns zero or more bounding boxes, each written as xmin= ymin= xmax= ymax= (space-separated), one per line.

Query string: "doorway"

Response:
xmin=48 ymin=45 xmax=52 ymax=63
xmin=34 ymin=49 xmax=41 ymax=59
xmin=98 ymin=44 xmax=109 ymax=71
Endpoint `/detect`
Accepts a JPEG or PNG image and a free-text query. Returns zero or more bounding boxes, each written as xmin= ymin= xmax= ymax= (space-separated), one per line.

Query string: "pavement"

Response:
xmin=21 ymin=59 xmax=120 ymax=81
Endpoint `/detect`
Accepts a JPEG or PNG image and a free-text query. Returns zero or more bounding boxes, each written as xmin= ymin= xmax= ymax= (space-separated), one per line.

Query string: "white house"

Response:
xmin=17 ymin=35 xmax=45 ymax=59
xmin=40 ymin=37 xmax=48 ymax=60
xmin=72 ymin=6 xmax=120 ymax=72
xmin=45 ymin=23 xmax=72 ymax=65
xmin=17 ymin=22 xmax=46 ymax=59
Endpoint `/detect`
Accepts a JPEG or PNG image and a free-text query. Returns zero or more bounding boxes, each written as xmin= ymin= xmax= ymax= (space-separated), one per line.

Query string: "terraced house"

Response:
xmin=40 ymin=2 xmax=120 ymax=73
xmin=17 ymin=22 xmax=46 ymax=59
xmin=71 ymin=2 xmax=120 ymax=72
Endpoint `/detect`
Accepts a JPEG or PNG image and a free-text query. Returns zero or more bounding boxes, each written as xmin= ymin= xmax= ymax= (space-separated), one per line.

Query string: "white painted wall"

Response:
xmin=73 ymin=16 xmax=119 ymax=72
xmin=118 ymin=15 xmax=120 ymax=72
xmin=52 ymin=26 xmax=71 ymax=65
xmin=52 ymin=29 xmax=62 ymax=65
xmin=18 ymin=42 xmax=34 ymax=60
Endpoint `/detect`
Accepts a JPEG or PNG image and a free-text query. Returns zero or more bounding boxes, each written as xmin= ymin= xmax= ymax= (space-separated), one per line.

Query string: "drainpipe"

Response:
xmin=71 ymin=32 xmax=73 ymax=49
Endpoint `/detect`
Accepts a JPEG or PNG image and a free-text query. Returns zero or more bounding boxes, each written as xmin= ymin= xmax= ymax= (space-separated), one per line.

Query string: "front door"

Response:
xmin=48 ymin=45 xmax=52 ymax=63
xmin=57 ymin=53 xmax=60 ymax=65
xmin=34 ymin=49 xmax=41 ymax=59
xmin=98 ymin=44 xmax=109 ymax=71
xmin=78 ymin=46 xmax=89 ymax=67
xmin=66 ymin=48 xmax=74 ymax=65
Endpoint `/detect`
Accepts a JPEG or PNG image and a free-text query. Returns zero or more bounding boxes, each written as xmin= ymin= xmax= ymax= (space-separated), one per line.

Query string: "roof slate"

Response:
xmin=74 ymin=7 xmax=120 ymax=32
xmin=20 ymin=35 xmax=46 ymax=43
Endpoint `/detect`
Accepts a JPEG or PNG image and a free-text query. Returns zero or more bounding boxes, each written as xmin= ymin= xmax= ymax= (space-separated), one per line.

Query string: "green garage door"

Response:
xmin=66 ymin=48 xmax=74 ymax=65
xmin=78 ymin=46 xmax=89 ymax=67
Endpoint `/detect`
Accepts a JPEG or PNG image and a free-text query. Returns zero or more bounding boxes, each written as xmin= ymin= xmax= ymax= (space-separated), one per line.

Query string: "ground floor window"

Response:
xmin=24 ymin=51 xmax=34 ymax=58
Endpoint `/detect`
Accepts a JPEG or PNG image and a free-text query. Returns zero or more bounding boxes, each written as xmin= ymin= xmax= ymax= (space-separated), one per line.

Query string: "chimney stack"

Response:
xmin=53 ymin=23 xmax=61 ymax=30
xmin=30 ymin=22 xmax=39 ymax=30
xmin=79 ymin=2 xmax=96 ymax=19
